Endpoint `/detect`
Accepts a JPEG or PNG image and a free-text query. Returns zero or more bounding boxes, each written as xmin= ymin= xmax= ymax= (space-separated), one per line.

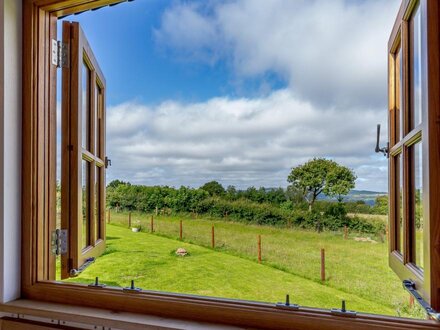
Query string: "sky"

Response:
xmin=58 ymin=0 xmax=401 ymax=192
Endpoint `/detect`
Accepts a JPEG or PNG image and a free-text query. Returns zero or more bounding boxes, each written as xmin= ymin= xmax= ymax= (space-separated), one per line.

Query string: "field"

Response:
xmin=63 ymin=211 xmax=423 ymax=318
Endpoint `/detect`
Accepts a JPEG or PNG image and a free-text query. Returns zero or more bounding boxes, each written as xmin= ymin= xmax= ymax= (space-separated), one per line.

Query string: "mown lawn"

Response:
xmin=66 ymin=225 xmax=397 ymax=316
xmin=98 ymin=211 xmax=423 ymax=318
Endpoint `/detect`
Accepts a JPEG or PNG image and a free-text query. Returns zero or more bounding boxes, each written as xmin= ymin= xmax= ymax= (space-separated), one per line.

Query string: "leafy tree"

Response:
xmin=200 ymin=181 xmax=226 ymax=196
xmin=107 ymin=179 xmax=129 ymax=189
xmin=325 ymin=165 xmax=356 ymax=202
xmin=372 ymin=195 xmax=388 ymax=215
xmin=287 ymin=158 xmax=356 ymax=211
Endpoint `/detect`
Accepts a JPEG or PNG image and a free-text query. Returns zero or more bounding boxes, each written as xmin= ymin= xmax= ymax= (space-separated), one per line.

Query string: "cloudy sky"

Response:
xmin=59 ymin=0 xmax=401 ymax=191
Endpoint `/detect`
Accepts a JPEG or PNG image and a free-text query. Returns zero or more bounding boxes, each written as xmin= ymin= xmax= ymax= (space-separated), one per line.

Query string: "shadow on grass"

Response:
xmin=106 ymin=236 xmax=121 ymax=240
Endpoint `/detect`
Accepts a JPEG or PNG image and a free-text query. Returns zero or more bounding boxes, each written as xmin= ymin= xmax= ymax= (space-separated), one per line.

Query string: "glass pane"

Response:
xmin=95 ymin=166 xmax=101 ymax=242
xmin=82 ymin=62 xmax=90 ymax=150
xmin=95 ymin=85 xmax=101 ymax=157
xmin=410 ymin=5 xmax=423 ymax=128
xmin=414 ymin=142 xmax=423 ymax=269
xmin=396 ymin=46 xmax=403 ymax=141
xmin=397 ymin=154 xmax=404 ymax=254
xmin=82 ymin=160 xmax=90 ymax=249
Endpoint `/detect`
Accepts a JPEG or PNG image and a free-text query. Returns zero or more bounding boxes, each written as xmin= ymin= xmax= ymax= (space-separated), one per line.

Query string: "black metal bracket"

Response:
xmin=276 ymin=294 xmax=300 ymax=310
xmin=331 ymin=300 xmax=357 ymax=317
xmin=69 ymin=257 xmax=95 ymax=277
xmin=375 ymin=124 xmax=389 ymax=158
xmin=88 ymin=277 xmax=106 ymax=288
xmin=123 ymin=280 xmax=142 ymax=293
xmin=403 ymin=280 xmax=440 ymax=321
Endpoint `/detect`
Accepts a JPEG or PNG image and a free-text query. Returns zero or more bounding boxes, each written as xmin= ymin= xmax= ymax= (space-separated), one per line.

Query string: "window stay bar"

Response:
xmin=403 ymin=280 xmax=440 ymax=321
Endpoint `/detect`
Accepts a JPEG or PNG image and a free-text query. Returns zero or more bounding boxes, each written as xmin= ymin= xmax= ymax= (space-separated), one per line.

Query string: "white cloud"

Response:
xmin=106 ymin=89 xmax=388 ymax=191
xmin=154 ymin=0 xmax=401 ymax=109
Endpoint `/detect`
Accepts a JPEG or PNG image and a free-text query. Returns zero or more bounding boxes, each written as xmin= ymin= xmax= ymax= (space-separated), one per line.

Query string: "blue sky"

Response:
xmin=60 ymin=1 xmax=286 ymax=106
xmin=58 ymin=0 xmax=401 ymax=191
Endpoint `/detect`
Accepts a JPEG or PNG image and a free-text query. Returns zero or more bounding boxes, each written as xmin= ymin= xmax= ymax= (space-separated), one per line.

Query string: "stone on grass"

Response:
xmin=176 ymin=248 xmax=188 ymax=256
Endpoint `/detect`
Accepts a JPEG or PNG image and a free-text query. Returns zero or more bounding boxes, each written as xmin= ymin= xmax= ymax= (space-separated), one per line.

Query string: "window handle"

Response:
xmin=105 ymin=156 xmax=112 ymax=168
xmin=375 ymin=124 xmax=389 ymax=158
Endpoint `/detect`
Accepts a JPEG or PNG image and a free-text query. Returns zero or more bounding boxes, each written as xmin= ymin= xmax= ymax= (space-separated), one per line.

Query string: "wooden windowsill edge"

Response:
xmin=0 ymin=299 xmax=245 ymax=330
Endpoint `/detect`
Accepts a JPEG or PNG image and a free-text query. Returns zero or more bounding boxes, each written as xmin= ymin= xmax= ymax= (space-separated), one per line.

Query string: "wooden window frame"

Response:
xmin=387 ymin=0 xmax=440 ymax=312
xmin=21 ymin=0 xmax=440 ymax=329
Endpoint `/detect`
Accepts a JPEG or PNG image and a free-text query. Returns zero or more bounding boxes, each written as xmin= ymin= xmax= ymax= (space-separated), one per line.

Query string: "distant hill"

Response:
xmin=317 ymin=190 xmax=387 ymax=206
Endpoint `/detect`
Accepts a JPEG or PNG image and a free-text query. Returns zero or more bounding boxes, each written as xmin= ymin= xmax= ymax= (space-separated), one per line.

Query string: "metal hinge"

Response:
xmin=51 ymin=229 xmax=67 ymax=255
xmin=51 ymin=39 xmax=68 ymax=68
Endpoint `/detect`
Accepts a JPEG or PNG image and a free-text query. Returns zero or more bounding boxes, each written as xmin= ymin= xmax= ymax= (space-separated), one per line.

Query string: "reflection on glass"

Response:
xmin=82 ymin=160 xmax=90 ymax=249
xmin=411 ymin=5 xmax=422 ymax=127
xmin=414 ymin=142 xmax=423 ymax=269
xmin=396 ymin=46 xmax=403 ymax=141
xmin=82 ymin=62 xmax=90 ymax=150
xmin=95 ymin=166 xmax=100 ymax=242
xmin=95 ymin=85 xmax=102 ymax=157
xmin=398 ymin=154 xmax=404 ymax=254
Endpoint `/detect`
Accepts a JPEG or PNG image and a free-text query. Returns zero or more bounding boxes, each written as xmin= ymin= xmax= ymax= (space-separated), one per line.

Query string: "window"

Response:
xmin=60 ymin=21 xmax=107 ymax=279
xmin=21 ymin=0 xmax=440 ymax=328
xmin=388 ymin=0 xmax=440 ymax=311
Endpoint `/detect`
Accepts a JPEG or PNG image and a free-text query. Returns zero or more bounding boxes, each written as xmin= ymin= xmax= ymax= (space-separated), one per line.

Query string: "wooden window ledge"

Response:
xmin=0 ymin=299 xmax=245 ymax=330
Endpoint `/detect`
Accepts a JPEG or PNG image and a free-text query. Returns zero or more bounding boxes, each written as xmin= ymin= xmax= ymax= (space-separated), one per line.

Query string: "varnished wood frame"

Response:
xmin=60 ymin=21 xmax=106 ymax=279
xmin=388 ymin=0 xmax=440 ymax=310
xmin=20 ymin=0 xmax=440 ymax=329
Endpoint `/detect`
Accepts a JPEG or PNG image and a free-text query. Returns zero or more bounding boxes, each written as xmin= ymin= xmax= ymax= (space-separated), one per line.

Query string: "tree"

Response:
xmin=200 ymin=181 xmax=226 ymax=196
xmin=287 ymin=158 xmax=356 ymax=211
xmin=107 ymin=179 xmax=129 ymax=189
xmin=324 ymin=165 xmax=356 ymax=202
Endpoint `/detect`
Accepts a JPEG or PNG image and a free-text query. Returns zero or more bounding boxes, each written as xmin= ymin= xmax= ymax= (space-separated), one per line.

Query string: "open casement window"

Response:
xmin=61 ymin=21 xmax=107 ymax=279
xmin=20 ymin=0 xmax=440 ymax=328
xmin=388 ymin=0 xmax=440 ymax=311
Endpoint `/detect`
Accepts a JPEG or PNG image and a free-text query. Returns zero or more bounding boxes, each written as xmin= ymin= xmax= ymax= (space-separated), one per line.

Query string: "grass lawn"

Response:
xmin=66 ymin=225 xmax=396 ymax=315
xmin=62 ymin=212 xmax=424 ymax=318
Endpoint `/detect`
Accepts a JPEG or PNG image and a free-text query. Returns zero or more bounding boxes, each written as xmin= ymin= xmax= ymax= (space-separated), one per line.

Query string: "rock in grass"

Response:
xmin=176 ymin=248 xmax=188 ymax=256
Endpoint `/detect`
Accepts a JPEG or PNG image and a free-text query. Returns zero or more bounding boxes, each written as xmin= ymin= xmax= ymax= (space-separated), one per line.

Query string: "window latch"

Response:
xmin=276 ymin=294 xmax=299 ymax=310
xmin=105 ymin=156 xmax=112 ymax=168
xmin=403 ymin=280 xmax=440 ymax=321
xmin=375 ymin=124 xmax=389 ymax=158
xmin=331 ymin=300 xmax=357 ymax=317
xmin=50 ymin=229 xmax=67 ymax=256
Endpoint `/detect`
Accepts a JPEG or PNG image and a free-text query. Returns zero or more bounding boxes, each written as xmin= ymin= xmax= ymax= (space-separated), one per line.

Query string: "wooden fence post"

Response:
xmin=211 ymin=225 xmax=215 ymax=249
xmin=155 ymin=206 xmax=158 ymax=216
xmin=180 ymin=220 xmax=183 ymax=240
xmin=344 ymin=225 xmax=348 ymax=239
xmin=128 ymin=212 xmax=132 ymax=228
xmin=151 ymin=215 xmax=154 ymax=233
xmin=258 ymin=235 xmax=262 ymax=264
xmin=107 ymin=209 xmax=111 ymax=224
xmin=385 ymin=224 xmax=389 ymax=240
xmin=321 ymin=248 xmax=326 ymax=282
xmin=409 ymin=295 xmax=414 ymax=308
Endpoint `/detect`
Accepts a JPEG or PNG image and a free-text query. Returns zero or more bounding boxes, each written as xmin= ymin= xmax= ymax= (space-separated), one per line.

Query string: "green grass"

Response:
xmin=62 ymin=212 xmax=425 ymax=318
xmin=66 ymin=225 xmax=397 ymax=315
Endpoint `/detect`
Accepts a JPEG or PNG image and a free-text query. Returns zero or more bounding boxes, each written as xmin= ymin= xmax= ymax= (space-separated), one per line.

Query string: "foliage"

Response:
xmin=287 ymin=158 xmax=356 ymax=211
xmin=200 ymin=181 xmax=226 ymax=196
xmin=107 ymin=181 xmax=385 ymax=235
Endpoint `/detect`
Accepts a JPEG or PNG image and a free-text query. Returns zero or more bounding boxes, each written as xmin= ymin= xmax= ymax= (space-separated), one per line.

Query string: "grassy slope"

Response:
xmin=67 ymin=225 xmax=395 ymax=315
xmin=106 ymin=212 xmax=412 ymax=316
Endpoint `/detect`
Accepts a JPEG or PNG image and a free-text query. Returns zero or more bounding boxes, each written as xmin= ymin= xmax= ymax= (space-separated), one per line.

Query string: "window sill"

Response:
xmin=0 ymin=299 xmax=243 ymax=329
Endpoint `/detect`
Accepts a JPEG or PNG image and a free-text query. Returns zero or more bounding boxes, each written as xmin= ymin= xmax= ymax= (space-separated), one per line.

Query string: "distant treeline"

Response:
xmin=106 ymin=180 xmax=388 ymax=235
